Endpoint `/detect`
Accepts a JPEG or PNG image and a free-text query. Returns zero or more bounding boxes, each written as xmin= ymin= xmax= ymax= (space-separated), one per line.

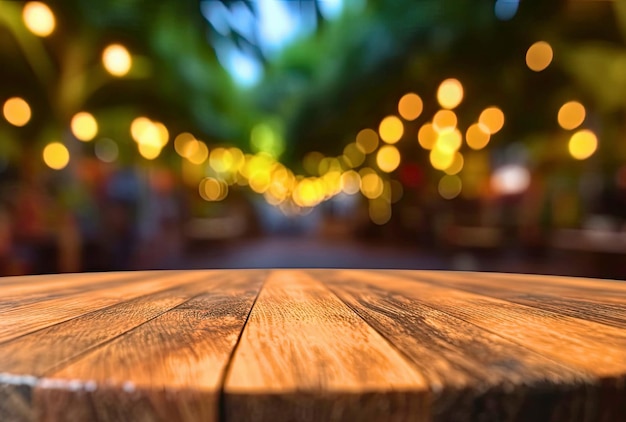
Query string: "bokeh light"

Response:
xmin=433 ymin=110 xmax=457 ymax=132
xmin=558 ymin=101 xmax=586 ymax=130
xmin=175 ymin=132 xmax=196 ymax=157
xmin=418 ymin=123 xmax=438 ymax=150
xmin=526 ymin=41 xmax=553 ymax=72
xmin=491 ymin=164 xmax=530 ymax=195
xmin=478 ymin=107 xmax=505 ymax=134
xmin=186 ymin=140 xmax=209 ymax=164
xmin=102 ymin=44 xmax=132 ymax=77
xmin=94 ymin=138 xmax=119 ymax=163
xmin=494 ymin=0 xmax=519 ymax=21
xmin=138 ymin=143 xmax=161 ymax=160
xmin=3 ymin=97 xmax=31 ymax=127
xmin=378 ymin=116 xmax=404 ymax=144
xmin=369 ymin=198 xmax=391 ymax=225
xmin=436 ymin=128 xmax=462 ymax=154
xmin=438 ymin=175 xmax=462 ymax=199
xmin=343 ymin=143 xmax=365 ymax=168
xmin=360 ymin=170 xmax=384 ymax=199
xmin=340 ymin=170 xmax=361 ymax=195
xmin=465 ymin=123 xmax=491 ymax=150
xmin=199 ymin=177 xmax=228 ymax=201
xmin=398 ymin=93 xmax=423 ymax=121
xmin=71 ymin=112 xmax=98 ymax=142
xmin=568 ymin=129 xmax=598 ymax=160
xmin=22 ymin=2 xmax=55 ymax=37
xmin=356 ymin=129 xmax=379 ymax=153
xmin=43 ymin=142 xmax=70 ymax=170
xmin=376 ymin=145 xmax=401 ymax=173
xmin=437 ymin=78 xmax=464 ymax=109
xmin=303 ymin=151 xmax=324 ymax=175
xmin=444 ymin=152 xmax=464 ymax=175
xmin=429 ymin=147 xmax=454 ymax=171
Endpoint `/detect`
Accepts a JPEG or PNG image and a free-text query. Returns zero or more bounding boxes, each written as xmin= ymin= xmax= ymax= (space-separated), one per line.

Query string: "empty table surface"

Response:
xmin=1 ymin=269 xmax=626 ymax=422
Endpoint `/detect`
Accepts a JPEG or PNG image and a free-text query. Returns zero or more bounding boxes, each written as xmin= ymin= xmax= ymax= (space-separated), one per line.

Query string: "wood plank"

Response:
xmin=0 ymin=270 xmax=219 ymax=343
xmin=32 ymin=270 xmax=267 ymax=422
xmin=325 ymin=270 xmax=626 ymax=420
xmin=0 ymin=271 xmax=162 ymax=313
xmin=320 ymin=270 xmax=604 ymax=421
xmin=223 ymin=270 xmax=429 ymax=422
xmin=399 ymin=270 xmax=626 ymax=329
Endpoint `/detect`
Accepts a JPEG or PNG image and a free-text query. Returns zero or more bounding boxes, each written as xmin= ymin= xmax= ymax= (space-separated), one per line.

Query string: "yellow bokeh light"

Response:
xmin=430 ymin=147 xmax=455 ymax=171
xmin=369 ymin=198 xmax=391 ymax=225
xmin=340 ymin=170 xmax=361 ymax=195
xmin=318 ymin=157 xmax=342 ymax=175
xmin=70 ymin=112 xmax=98 ymax=142
xmin=433 ymin=110 xmax=457 ymax=132
xmin=199 ymin=177 xmax=228 ymax=201
xmin=209 ymin=148 xmax=230 ymax=173
xmin=293 ymin=178 xmax=322 ymax=207
xmin=43 ymin=142 xmax=69 ymax=170
xmin=418 ymin=123 xmax=438 ymax=150
xmin=187 ymin=140 xmax=209 ymax=164
xmin=436 ymin=128 xmax=462 ymax=154
xmin=174 ymin=132 xmax=196 ymax=157
xmin=466 ymin=123 xmax=491 ymax=150
xmin=138 ymin=143 xmax=161 ymax=160
xmin=3 ymin=97 xmax=31 ymax=127
xmin=102 ymin=44 xmax=132 ymax=77
xmin=379 ymin=116 xmax=404 ymax=144
xmin=356 ymin=129 xmax=379 ymax=153
xmin=343 ymin=142 xmax=365 ymax=168
xmin=439 ymin=175 xmax=462 ymax=199
xmin=154 ymin=122 xmax=169 ymax=147
xmin=444 ymin=152 xmax=464 ymax=175
xmin=376 ymin=145 xmax=401 ymax=173
xmin=398 ymin=93 xmax=423 ymax=121
xmin=360 ymin=172 xmax=384 ymax=199
xmin=558 ymin=101 xmax=585 ymax=130
xmin=478 ymin=107 xmax=505 ymax=134
xmin=526 ymin=41 xmax=553 ymax=72
xmin=437 ymin=78 xmax=464 ymax=109
xmin=568 ymin=129 xmax=598 ymax=160
xmin=22 ymin=2 xmax=55 ymax=37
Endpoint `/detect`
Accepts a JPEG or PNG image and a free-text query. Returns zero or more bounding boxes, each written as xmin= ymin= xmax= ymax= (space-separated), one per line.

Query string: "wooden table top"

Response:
xmin=1 ymin=269 xmax=626 ymax=422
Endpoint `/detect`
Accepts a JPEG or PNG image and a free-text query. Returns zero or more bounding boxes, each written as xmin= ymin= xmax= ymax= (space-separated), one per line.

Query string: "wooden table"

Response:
xmin=1 ymin=269 xmax=626 ymax=421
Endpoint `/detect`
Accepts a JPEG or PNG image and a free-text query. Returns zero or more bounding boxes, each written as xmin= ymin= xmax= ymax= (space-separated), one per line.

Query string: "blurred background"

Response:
xmin=0 ymin=0 xmax=625 ymax=279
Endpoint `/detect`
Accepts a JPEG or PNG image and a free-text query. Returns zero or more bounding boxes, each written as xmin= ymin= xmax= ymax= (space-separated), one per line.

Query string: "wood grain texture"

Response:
xmin=0 ymin=270 xmax=216 ymax=343
xmin=223 ymin=270 xmax=429 ymax=422
xmin=33 ymin=270 xmax=267 ymax=422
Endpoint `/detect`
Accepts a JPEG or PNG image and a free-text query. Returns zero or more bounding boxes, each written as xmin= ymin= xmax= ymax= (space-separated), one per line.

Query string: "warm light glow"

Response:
xmin=137 ymin=143 xmax=161 ymax=160
xmin=491 ymin=164 xmax=530 ymax=195
xmin=360 ymin=171 xmax=384 ymax=199
xmin=437 ymin=78 xmax=464 ymax=109
xmin=3 ymin=97 xmax=31 ymax=127
xmin=418 ymin=123 xmax=438 ymax=150
xmin=433 ymin=110 xmax=457 ymax=132
xmin=369 ymin=198 xmax=391 ymax=225
xmin=43 ymin=142 xmax=69 ymax=170
xmin=526 ymin=41 xmax=553 ymax=72
xmin=430 ymin=147 xmax=454 ymax=171
xmin=293 ymin=178 xmax=323 ymax=207
xmin=186 ymin=140 xmax=209 ymax=164
xmin=558 ymin=101 xmax=585 ymax=130
xmin=343 ymin=143 xmax=365 ymax=168
xmin=438 ymin=175 xmax=462 ymax=199
xmin=199 ymin=177 xmax=228 ymax=201
xmin=478 ymin=107 xmax=505 ymax=134
xmin=340 ymin=170 xmax=361 ymax=195
xmin=376 ymin=145 xmax=401 ymax=173
xmin=436 ymin=129 xmax=462 ymax=154
xmin=94 ymin=138 xmax=118 ymax=163
xmin=466 ymin=123 xmax=491 ymax=150
xmin=71 ymin=112 xmax=98 ymax=141
xmin=102 ymin=44 xmax=132 ymax=77
xmin=318 ymin=157 xmax=342 ymax=175
xmin=444 ymin=152 xmax=464 ymax=175
xmin=398 ymin=93 xmax=423 ymax=121
xmin=378 ymin=116 xmax=404 ymax=144
xmin=356 ymin=129 xmax=379 ymax=153
xmin=154 ymin=122 xmax=169 ymax=147
xmin=568 ymin=129 xmax=598 ymax=160
xmin=175 ymin=132 xmax=196 ymax=157
xmin=23 ymin=2 xmax=55 ymax=37
xmin=390 ymin=180 xmax=403 ymax=203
